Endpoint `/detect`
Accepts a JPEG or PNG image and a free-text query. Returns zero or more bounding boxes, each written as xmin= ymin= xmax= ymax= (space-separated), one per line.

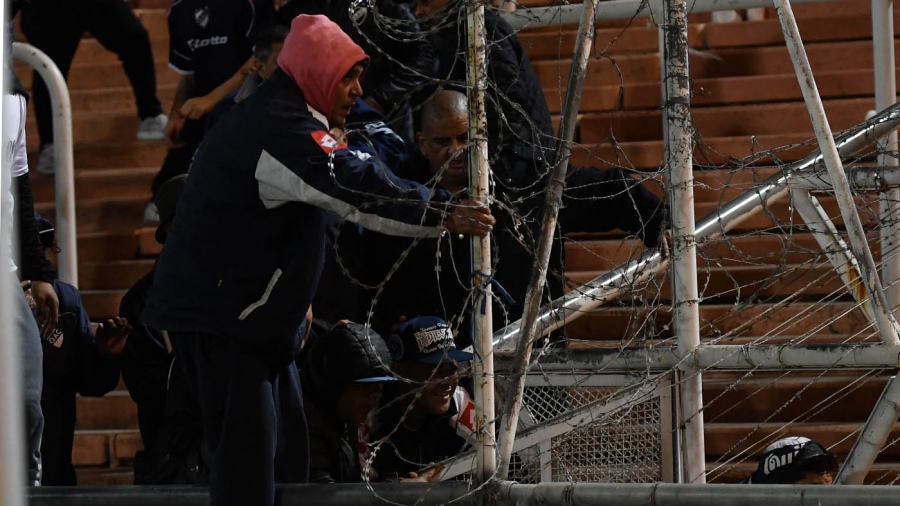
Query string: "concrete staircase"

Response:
xmin=16 ymin=0 xmax=899 ymax=486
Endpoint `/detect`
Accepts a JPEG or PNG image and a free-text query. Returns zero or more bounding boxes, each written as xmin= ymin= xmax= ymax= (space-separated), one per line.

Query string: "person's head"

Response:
xmin=417 ymin=90 xmax=469 ymax=194
xmin=302 ymin=321 xmax=394 ymax=424
xmin=749 ymin=436 xmax=838 ymax=485
xmin=413 ymin=0 xmax=453 ymax=28
xmin=388 ymin=316 xmax=473 ymax=417
xmin=154 ymin=174 xmax=188 ymax=244
xmin=252 ymin=25 xmax=289 ymax=80
xmin=277 ymin=14 xmax=368 ymax=128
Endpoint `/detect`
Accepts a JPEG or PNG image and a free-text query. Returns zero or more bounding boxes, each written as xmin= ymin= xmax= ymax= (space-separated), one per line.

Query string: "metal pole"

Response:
xmin=494 ymin=481 xmax=900 ymax=506
xmin=502 ymin=0 xmax=832 ymax=29
xmin=465 ymin=0 xmax=496 ymax=483
xmin=486 ymin=103 xmax=900 ymax=352
xmin=1 ymin=2 xmax=28 ymax=500
xmin=836 ymin=375 xmax=900 ymax=484
xmin=837 ymin=4 xmax=900 ymax=481
xmin=773 ymin=0 xmax=900 ymax=346
xmin=496 ymin=0 xmax=602 ymax=478
xmin=12 ymin=42 xmax=77 ymax=287
xmin=662 ymin=0 xmax=705 ymax=484
xmin=872 ymin=0 xmax=900 ymax=315
xmin=503 ymin=344 xmax=900 ymax=372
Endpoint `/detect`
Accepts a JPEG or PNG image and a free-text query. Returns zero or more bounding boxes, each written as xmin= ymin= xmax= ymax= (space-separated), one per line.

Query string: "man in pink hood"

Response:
xmin=143 ymin=14 xmax=493 ymax=506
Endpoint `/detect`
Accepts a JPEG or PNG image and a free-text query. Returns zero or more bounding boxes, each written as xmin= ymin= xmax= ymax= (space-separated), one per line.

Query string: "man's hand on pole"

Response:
xmin=445 ymin=199 xmax=494 ymax=237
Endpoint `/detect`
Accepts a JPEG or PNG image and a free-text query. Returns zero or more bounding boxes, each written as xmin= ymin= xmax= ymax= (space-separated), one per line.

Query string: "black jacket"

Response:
xmin=300 ymin=321 xmax=394 ymax=483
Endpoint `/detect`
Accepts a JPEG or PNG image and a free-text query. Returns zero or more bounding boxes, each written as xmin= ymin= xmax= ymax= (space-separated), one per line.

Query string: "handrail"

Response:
xmin=12 ymin=42 xmax=77 ymax=287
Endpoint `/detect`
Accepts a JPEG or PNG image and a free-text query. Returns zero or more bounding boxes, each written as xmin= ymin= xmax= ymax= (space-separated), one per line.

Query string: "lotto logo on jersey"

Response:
xmin=310 ymin=131 xmax=347 ymax=154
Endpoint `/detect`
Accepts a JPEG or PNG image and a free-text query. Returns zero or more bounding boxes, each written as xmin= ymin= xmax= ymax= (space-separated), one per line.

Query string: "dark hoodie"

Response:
xmin=300 ymin=322 xmax=393 ymax=483
xmin=143 ymin=15 xmax=453 ymax=364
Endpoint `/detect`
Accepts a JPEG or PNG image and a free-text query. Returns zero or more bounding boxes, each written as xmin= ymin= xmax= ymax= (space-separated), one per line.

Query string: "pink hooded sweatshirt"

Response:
xmin=277 ymin=14 xmax=369 ymax=121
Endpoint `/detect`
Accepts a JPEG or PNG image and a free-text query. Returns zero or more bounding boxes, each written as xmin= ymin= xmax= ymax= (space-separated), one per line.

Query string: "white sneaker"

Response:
xmin=143 ymin=201 xmax=160 ymax=226
xmin=36 ymin=144 xmax=55 ymax=176
xmin=137 ymin=113 xmax=169 ymax=141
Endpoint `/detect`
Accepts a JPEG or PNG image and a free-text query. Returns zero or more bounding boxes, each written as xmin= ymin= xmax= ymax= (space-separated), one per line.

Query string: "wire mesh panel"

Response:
xmin=505 ymin=374 xmax=674 ymax=483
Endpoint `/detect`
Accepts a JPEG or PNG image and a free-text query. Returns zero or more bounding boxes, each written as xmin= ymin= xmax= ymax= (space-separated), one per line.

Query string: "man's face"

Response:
xmin=794 ymin=471 xmax=834 ymax=485
xmin=399 ymin=362 xmax=460 ymax=416
xmin=336 ymin=382 xmax=384 ymax=424
xmin=414 ymin=0 xmax=452 ymax=28
xmin=256 ymin=42 xmax=283 ymax=80
xmin=417 ymin=110 xmax=468 ymax=193
xmin=329 ymin=64 xmax=365 ymax=128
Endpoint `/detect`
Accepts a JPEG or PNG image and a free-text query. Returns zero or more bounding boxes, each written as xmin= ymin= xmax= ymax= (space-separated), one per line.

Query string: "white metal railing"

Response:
xmin=12 ymin=42 xmax=77 ymax=287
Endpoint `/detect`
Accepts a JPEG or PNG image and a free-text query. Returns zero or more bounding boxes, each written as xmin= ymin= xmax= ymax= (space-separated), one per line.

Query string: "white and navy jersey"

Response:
xmin=167 ymin=0 xmax=275 ymax=97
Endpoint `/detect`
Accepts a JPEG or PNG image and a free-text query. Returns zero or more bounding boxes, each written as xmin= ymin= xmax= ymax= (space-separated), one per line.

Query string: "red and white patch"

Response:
xmin=310 ymin=130 xmax=347 ymax=154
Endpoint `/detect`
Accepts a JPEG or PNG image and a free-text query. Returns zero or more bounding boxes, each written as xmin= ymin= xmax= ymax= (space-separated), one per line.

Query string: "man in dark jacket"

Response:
xmin=300 ymin=321 xmax=395 ymax=483
xmin=362 ymin=90 xmax=666 ymax=347
xmin=143 ymin=14 xmax=493 ymax=506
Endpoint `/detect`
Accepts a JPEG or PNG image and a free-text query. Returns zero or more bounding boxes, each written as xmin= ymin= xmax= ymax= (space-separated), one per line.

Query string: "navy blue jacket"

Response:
xmin=144 ymin=69 xmax=449 ymax=365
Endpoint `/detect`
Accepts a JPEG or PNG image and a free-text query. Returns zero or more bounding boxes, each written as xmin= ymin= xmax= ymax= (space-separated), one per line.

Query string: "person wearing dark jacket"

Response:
xmin=27 ymin=214 xmax=130 ymax=486
xmin=142 ymin=14 xmax=493 ymax=506
xmin=3 ymin=0 xmax=58 ymax=484
xmin=300 ymin=321 xmax=395 ymax=483
xmin=278 ymin=0 xmax=434 ymax=145
xmin=361 ymin=91 xmax=666 ymax=347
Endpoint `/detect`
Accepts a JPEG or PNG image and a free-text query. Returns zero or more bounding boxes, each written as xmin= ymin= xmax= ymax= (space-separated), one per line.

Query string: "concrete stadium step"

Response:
xmin=564 ymin=232 xmax=836 ymax=272
xmin=563 ymin=301 xmax=869 ymax=342
xmin=24 ymin=110 xmax=172 ymax=148
xmin=70 ymin=141 xmax=169 ymax=171
xmin=533 ymin=39 xmax=896 ymax=90
xmin=567 ymin=262 xmax=858 ymax=303
xmin=71 ymin=430 xmax=140 ymax=485
xmin=704 ymin=421 xmax=900 ymax=460
xmin=520 ymin=8 xmax=884 ymax=62
xmin=80 ymin=259 xmax=154 ymax=291
xmin=545 ymin=69 xmax=897 ymax=114
xmin=81 ymin=289 xmax=128 ymax=320
xmin=68 ymin=84 xmax=177 ymax=115
xmin=703 ymin=372 xmax=893 ymax=424
xmin=15 ymin=58 xmax=176 ymax=92
xmin=571 ymin=133 xmax=821 ymax=170
xmin=76 ymin=391 xmax=138 ymax=431
xmin=578 ymin=98 xmax=874 ymax=143
xmin=30 ymin=167 xmax=156 ymax=203
xmin=34 ymin=197 xmax=145 ymax=235
xmin=77 ymin=232 xmax=142 ymax=263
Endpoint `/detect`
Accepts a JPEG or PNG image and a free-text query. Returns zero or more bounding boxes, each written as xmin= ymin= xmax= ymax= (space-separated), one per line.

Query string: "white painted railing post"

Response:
xmin=12 ymin=42 xmax=77 ymax=287
xmin=662 ymin=0 xmax=706 ymax=484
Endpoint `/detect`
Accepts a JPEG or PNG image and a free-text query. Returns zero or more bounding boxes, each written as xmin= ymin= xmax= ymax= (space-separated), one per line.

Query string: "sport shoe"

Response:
xmin=136 ymin=113 xmax=169 ymax=141
xmin=143 ymin=201 xmax=160 ymax=226
xmin=36 ymin=144 xmax=55 ymax=176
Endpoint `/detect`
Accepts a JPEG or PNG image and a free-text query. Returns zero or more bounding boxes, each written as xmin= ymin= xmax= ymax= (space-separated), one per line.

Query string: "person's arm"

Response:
xmin=165 ymin=74 xmax=197 ymax=144
xmin=178 ymin=57 xmax=255 ymax=121
xmin=15 ymin=174 xmax=58 ymax=338
xmin=258 ymin=123 xmax=494 ymax=238
xmin=559 ymin=166 xmax=667 ymax=248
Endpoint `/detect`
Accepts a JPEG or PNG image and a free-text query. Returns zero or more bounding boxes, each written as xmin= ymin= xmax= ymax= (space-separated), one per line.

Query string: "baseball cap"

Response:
xmin=388 ymin=316 xmax=473 ymax=365
xmin=33 ymin=212 xmax=55 ymax=250
xmin=749 ymin=436 xmax=838 ymax=484
xmin=154 ymin=174 xmax=188 ymax=244
xmin=318 ymin=322 xmax=395 ymax=383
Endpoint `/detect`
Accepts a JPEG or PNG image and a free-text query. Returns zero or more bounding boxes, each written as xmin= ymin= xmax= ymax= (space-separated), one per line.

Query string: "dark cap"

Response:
xmin=388 ymin=316 xmax=473 ymax=365
xmin=749 ymin=436 xmax=838 ymax=484
xmin=33 ymin=212 xmax=55 ymax=251
xmin=154 ymin=174 xmax=188 ymax=244
xmin=306 ymin=322 xmax=395 ymax=385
